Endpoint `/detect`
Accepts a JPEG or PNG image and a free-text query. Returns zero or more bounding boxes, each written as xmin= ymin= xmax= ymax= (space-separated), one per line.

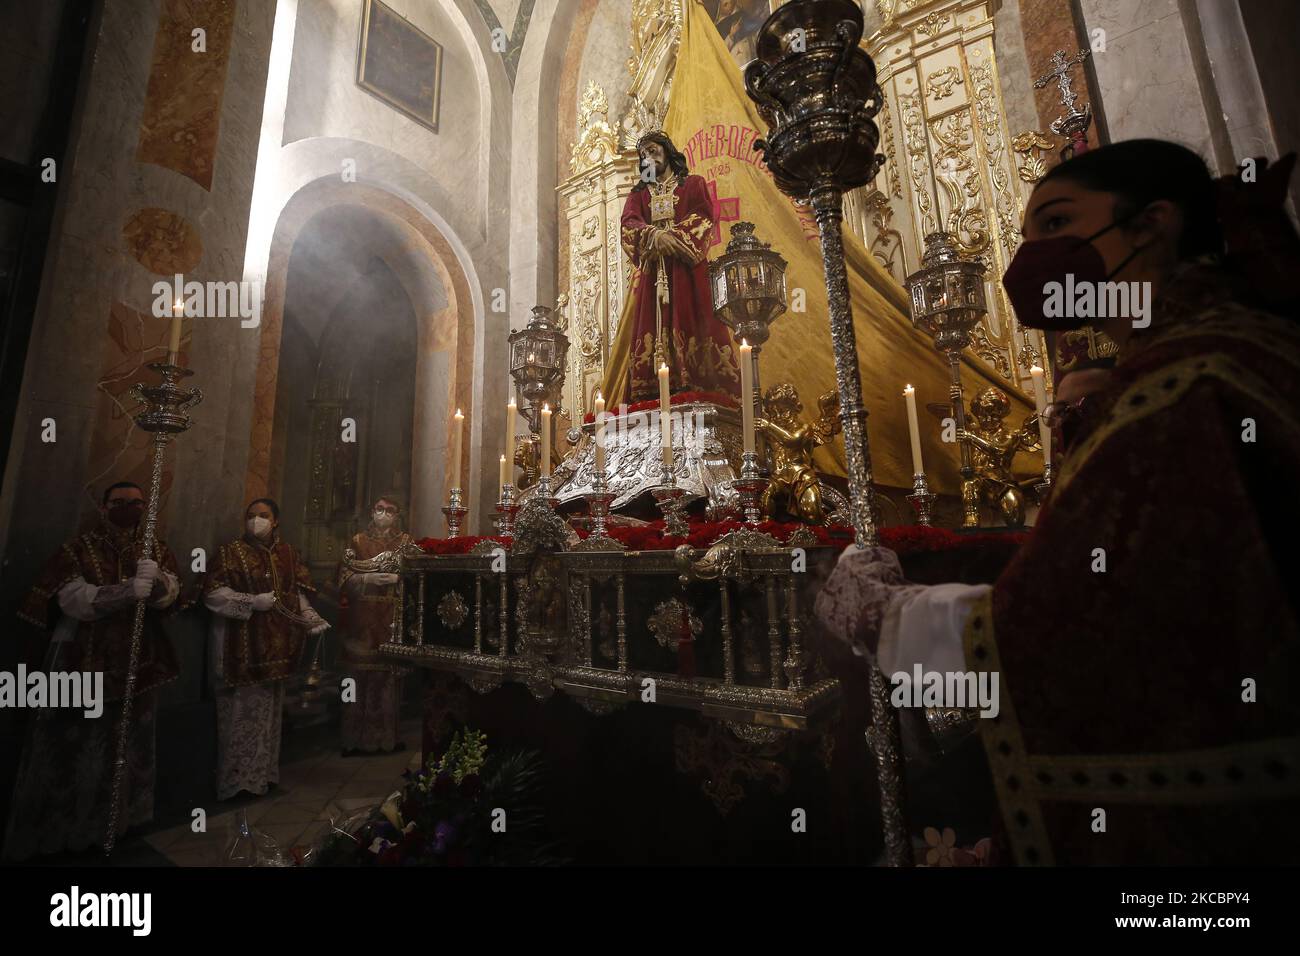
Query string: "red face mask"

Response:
xmin=107 ymin=501 xmax=144 ymax=528
xmin=1002 ymin=214 xmax=1143 ymax=330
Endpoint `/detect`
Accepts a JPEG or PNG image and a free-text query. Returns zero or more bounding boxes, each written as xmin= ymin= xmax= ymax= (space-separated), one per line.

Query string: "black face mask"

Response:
xmin=106 ymin=501 xmax=144 ymax=528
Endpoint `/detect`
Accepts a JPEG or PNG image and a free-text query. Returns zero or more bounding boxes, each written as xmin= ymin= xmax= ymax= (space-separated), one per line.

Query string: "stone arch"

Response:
xmin=244 ymin=175 xmax=479 ymax=534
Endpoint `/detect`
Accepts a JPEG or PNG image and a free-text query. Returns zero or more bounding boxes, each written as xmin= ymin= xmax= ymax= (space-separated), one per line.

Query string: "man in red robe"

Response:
xmin=619 ymin=131 xmax=741 ymax=402
xmin=5 ymin=481 xmax=181 ymax=860
xmin=336 ymin=495 xmax=413 ymax=755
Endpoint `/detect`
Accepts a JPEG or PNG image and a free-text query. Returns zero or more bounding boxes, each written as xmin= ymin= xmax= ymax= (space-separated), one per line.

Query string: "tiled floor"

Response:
xmin=142 ymin=724 xmax=422 ymax=866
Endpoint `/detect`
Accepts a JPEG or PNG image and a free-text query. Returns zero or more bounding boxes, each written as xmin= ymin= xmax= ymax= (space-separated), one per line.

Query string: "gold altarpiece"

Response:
xmin=559 ymin=0 xmax=1059 ymax=403
xmin=844 ymin=0 xmax=1054 ymax=391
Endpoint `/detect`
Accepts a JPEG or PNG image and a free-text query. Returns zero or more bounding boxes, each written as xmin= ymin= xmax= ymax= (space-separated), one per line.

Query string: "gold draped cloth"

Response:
xmin=603 ymin=0 xmax=1036 ymax=493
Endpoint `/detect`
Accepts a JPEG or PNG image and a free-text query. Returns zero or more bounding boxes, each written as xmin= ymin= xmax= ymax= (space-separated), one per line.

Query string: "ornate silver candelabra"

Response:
xmin=745 ymin=0 xmax=907 ymax=867
xmin=906 ymin=472 xmax=936 ymax=527
xmin=585 ymin=471 xmax=615 ymax=539
xmin=710 ymin=221 xmax=789 ymax=413
xmin=107 ymin=359 xmax=201 ymax=854
xmin=442 ymin=487 xmax=467 ymax=538
xmin=496 ymin=483 xmax=519 ymax=537
xmin=744 ymin=0 xmax=883 ymax=550
xmin=906 ymin=232 xmax=988 ymax=529
xmin=652 ymin=461 xmax=692 ymax=538
xmin=731 ymin=451 xmax=769 ymax=524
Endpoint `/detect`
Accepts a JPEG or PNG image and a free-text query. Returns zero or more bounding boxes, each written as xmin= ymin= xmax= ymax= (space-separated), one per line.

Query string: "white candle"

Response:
xmin=593 ymin=390 xmax=607 ymax=475
xmin=1030 ymin=365 xmax=1051 ymax=467
xmin=739 ymin=340 xmax=754 ymax=455
xmin=658 ymin=363 xmax=672 ymax=471
xmin=499 ymin=454 xmax=507 ymax=497
xmin=169 ymin=299 xmax=183 ymax=359
xmin=506 ymin=397 xmax=517 ymax=482
xmin=540 ymin=403 xmax=552 ymax=477
xmin=451 ymin=409 xmax=464 ymax=489
xmin=903 ymin=385 xmax=923 ymax=475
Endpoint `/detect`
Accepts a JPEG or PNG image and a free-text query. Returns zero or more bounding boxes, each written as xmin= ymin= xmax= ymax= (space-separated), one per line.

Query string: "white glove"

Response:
xmin=308 ymin=620 xmax=330 ymax=636
xmin=135 ymin=558 xmax=159 ymax=583
xmin=251 ymin=592 xmax=277 ymax=612
xmin=129 ymin=575 xmax=153 ymax=600
xmin=370 ymin=573 xmax=399 ymax=586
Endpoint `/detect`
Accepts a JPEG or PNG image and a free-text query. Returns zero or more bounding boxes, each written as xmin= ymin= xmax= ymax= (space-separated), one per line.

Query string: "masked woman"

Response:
xmin=815 ymin=141 xmax=1300 ymax=865
xmin=336 ymin=495 xmax=413 ymax=755
xmin=204 ymin=498 xmax=328 ymax=799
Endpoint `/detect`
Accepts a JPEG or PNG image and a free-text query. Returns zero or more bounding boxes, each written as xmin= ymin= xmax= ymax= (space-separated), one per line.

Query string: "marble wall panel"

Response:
xmin=1080 ymin=0 xmax=1213 ymax=160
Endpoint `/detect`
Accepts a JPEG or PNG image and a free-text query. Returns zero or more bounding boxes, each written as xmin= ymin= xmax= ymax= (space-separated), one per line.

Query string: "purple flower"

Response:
xmin=433 ymin=820 xmax=457 ymax=853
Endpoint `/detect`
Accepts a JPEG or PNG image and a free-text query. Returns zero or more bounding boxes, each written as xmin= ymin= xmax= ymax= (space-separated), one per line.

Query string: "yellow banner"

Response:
xmin=605 ymin=0 xmax=1037 ymax=493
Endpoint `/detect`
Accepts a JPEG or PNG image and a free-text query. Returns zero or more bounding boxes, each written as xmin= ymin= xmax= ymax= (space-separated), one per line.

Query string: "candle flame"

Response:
xmin=455 ymin=408 xmax=463 ymax=417
xmin=740 ymin=338 xmax=749 ymax=348
xmin=173 ymin=298 xmax=184 ymax=315
xmin=1030 ymin=364 xmax=1044 ymax=374
xmin=542 ymin=403 xmax=550 ymax=413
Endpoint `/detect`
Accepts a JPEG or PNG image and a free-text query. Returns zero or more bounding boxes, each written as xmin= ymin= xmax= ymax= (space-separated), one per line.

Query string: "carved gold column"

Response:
xmin=862 ymin=0 xmax=1043 ymax=390
xmin=557 ymin=82 xmax=639 ymax=420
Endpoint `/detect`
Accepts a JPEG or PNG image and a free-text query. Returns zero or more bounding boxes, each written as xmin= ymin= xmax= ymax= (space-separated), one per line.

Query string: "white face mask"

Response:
xmin=247 ymin=516 xmax=272 ymax=538
xmin=373 ymin=511 xmax=395 ymax=528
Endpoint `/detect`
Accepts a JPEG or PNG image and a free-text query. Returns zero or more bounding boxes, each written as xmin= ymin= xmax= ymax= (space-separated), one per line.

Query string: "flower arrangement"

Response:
xmin=311 ymin=729 xmax=562 ymax=866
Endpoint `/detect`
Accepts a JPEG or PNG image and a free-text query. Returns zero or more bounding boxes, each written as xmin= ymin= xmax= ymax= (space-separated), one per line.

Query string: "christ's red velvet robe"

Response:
xmin=620 ymin=173 xmax=741 ymax=402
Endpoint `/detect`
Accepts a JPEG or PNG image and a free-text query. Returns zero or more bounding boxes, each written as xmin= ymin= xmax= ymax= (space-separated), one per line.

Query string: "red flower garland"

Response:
xmin=419 ymin=522 xmax=1025 ymax=557
xmin=415 ymin=535 xmax=511 ymax=555
xmin=580 ymin=390 xmax=738 ymax=424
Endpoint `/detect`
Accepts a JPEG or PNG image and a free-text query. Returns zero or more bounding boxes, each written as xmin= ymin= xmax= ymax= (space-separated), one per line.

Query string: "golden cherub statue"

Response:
xmin=954 ymin=387 xmax=1041 ymax=528
xmin=754 ymin=383 xmax=842 ymax=524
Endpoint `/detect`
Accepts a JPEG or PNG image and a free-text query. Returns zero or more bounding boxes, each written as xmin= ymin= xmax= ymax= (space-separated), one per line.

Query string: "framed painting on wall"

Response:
xmin=357 ymin=0 xmax=444 ymax=132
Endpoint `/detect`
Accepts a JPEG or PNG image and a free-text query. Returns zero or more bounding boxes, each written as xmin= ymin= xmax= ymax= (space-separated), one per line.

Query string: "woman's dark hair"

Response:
xmin=246 ymin=497 xmax=280 ymax=519
xmin=1039 ymin=139 xmax=1224 ymax=260
xmin=631 ymin=131 xmax=691 ymax=193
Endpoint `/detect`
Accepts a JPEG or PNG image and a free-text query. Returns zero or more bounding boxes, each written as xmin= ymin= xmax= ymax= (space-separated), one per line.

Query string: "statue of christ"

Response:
xmin=617 ymin=131 xmax=741 ymax=403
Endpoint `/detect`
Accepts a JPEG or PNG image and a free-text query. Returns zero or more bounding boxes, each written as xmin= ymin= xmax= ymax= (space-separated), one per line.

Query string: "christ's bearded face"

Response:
xmin=639 ymin=141 xmax=667 ymax=180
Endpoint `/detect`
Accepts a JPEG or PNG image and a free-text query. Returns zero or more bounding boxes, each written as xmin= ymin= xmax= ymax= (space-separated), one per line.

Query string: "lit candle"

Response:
xmin=540 ymin=403 xmax=552 ymax=477
xmin=658 ymin=363 xmax=672 ymax=471
xmin=506 ymin=397 xmax=517 ymax=481
xmin=1030 ymin=365 xmax=1051 ymax=467
xmin=739 ymin=340 xmax=754 ymax=455
xmin=451 ymin=409 xmax=464 ymax=490
xmin=169 ymin=298 xmax=183 ymax=361
xmin=903 ymin=385 xmax=923 ymax=475
xmin=499 ymin=454 xmax=507 ymax=497
xmin=593 ymin=390 xmax=607 ymax=475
